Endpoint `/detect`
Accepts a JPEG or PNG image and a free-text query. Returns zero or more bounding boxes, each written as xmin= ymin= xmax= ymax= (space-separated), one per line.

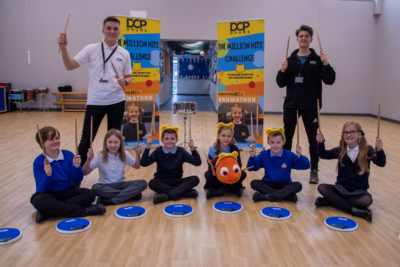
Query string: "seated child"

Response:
xmin=83 ymin=129 xmax=147 ymax=205
xmin=31 ymin=126 xmax=106 ymax=223
xmin=231 ymin=104 xmax=259 ymax=143
xmin=204 ymin=123 xmax=247 ymax=198
xmin=123 ymin=103 xmax=147 ymax=142
xmin=247 ymin=127 xmax=310 ymax=202
xmin=141 ymin=125 xmax=202 ymax=204
xmin=315 ymin=121 xmax=386 ymax=221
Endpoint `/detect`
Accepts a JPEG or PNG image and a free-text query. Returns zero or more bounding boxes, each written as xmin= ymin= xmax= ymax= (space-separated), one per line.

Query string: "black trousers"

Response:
xmin=283 ymin=108 xmax=319 ymax=170
xmin=204 ymin=170 xmax=246 ymax=191
xmin=78 ymin=100 xmax=126 ymax=165
xmin=30 ymin=187 xmax=96 ymax=218
xmin=148 ymin=176 xmax=199 ymax=200
xmin=250 ymin=180 xmax=302 ymax=202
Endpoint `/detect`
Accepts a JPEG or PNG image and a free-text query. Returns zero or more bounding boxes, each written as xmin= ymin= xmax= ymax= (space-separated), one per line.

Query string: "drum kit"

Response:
xmin=173 ymin=101 xmax=197 ymax=150
xmin=8 ymin=87 xmax=49 ymax=112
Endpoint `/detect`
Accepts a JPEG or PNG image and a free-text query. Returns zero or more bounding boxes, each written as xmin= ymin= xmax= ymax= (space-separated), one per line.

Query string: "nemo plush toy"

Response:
xmin=206 ymin=151 xmax=252 ymax=185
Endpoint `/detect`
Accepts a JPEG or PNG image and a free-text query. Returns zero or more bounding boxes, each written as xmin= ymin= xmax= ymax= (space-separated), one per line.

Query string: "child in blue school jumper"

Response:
xmin=247 ymin=127 xmax=310 ymax=203
xmin=315 ymin=120 xmax=386 ymax=221
xmin=140 ymin=125 xmax=202 ymax=204
xmin=31 ymin=126 xmax=106 ymax=223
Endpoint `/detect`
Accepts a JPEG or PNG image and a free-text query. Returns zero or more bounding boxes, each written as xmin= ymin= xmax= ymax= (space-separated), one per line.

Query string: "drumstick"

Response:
xmin=189 ymin=113 xmax=192 ymax=140
xmin=151 ymin=102 xmax=156 ymax=136
xmin=317 ymin=99 xmax=321 ymax=133
xmin=204 ymin=153 xmax=214 ymax=170
xmin=241 ymin=166 xmax=254 ymax=171
xmin=110 ymin=60 xmax=120 ymax=79
xmin=75 ymin=118 xmax=78 ymax=155
xmin=36 ymin=124 xmax=49 ymax=165
xmin=250 ymin=111 xmax=253 ymax=136
xmin=58 ymin=14 xmax=70 ymax=55
xmin=316 ymin=30 xmax=323 ymax=53
xmin=297 ymin=110 xmax=299 ymax=146
xmin=136 ymin=119 xmax=140 ymax=146
xmin=90 ymin=116 xmax=93 ymax=150
xmin=256 ymin=104 xmax=258 ymax=133
xmin=377 ymin=103 xmax=380 ymax=139
xmin=285 ymin=36 xmax=290 ymax=60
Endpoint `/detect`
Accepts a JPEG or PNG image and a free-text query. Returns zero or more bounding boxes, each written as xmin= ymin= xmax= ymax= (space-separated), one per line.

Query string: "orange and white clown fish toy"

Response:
xmin=205 ymin=151 xmax=252 ymax=184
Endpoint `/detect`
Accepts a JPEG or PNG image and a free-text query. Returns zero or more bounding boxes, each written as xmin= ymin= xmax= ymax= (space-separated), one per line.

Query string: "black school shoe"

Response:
xmin=184 ymin=189 xmax=198 ymax=199
xmin=285 ymin=194 xmax=298 ymax=203
xmin=153 ymin=193 xmax=169 ymax=204
xmin=315 ymin=196 xmax=330 ymax=207
xmin=231 ymin=186 xmax=244 ymax=197
xmin=85 ymin=203 xmax=106 ymax=216
xmin=253 ymin=192 xmax=268 ymax=202
xmin=131 ymin=193 xmax=142 ymax=201
xmin=352 ymin=207 xmax=372 ymax=222
xmin=206 ymin=188 xmax=224 ymax=199
xmin=35 ymin=211 xmax=46 ymax=223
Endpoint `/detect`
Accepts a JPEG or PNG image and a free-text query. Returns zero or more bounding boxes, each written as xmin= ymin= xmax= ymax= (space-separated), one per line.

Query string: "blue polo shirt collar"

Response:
xmin=163 ymin=146 xmax=177 ymax=154
xmin=270 ymin=149 xmax=283 ymax=157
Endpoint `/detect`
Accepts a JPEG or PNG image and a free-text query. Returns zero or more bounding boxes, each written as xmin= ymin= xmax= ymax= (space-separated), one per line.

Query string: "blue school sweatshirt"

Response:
xmin=247 ymin=149 xmax=310 ymax=182
xmin=33 ymin=150 xmax=83 ymax=193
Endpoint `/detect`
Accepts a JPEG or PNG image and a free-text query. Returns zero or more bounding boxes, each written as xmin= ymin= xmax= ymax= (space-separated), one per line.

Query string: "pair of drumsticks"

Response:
xmin=37 ymin=117 xmax=93 ymax=165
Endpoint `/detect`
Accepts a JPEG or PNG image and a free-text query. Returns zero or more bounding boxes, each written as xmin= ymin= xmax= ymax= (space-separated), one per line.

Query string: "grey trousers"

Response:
xmin=92 ymin=180 xmax=147 ymax=204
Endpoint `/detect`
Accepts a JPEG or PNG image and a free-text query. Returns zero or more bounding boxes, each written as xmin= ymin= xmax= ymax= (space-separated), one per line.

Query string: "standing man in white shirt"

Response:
xmin=57 ymin=16 xmax=132 ymax=165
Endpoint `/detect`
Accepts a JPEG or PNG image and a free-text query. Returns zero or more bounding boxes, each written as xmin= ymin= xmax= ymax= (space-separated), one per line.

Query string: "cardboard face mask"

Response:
xmin=215 ymin=152 xmax=241 ymax=184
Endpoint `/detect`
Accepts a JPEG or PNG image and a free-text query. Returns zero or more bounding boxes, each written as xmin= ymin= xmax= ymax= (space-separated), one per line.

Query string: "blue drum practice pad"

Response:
xmin=115 ymin=206 xmax=146 ymax=220
xmin=163 ymin=204 xmax=194 ymax=218
xmin=0 ymin=228 xmax=22 ymax=246
xmin=325 ymin=217 xmax=358 ymax=232
xmin=261 ymin=207 xmax=291 ymax=220
xmin=56 ymin=218 xmax=91 ymax=234
xmin=213 ymin=201 xmax=243 ymax=214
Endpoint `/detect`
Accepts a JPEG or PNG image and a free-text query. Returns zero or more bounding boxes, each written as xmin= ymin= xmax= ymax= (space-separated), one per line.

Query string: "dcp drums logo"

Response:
xmin=126 ymin=19 xmax=148 ymax=32
xmin=230 ymin=21 xmax=250 ymax=35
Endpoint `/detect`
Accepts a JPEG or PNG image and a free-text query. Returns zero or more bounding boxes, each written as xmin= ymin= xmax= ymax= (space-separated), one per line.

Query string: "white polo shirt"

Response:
xmin=74 ymin=41 xmax=131 ymax=105
xmin=90 ymin=151 xmax=135 ymax=184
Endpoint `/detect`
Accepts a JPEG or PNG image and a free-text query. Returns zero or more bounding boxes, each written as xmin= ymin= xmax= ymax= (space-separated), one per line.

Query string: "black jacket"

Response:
xmin=276 ymin=48 xmax=336 ymax=111
xmin=317 ymin=141 xmax=386 ymax=191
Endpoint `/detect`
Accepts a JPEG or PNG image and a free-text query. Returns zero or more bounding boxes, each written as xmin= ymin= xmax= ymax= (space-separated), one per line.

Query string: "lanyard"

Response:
xmin=101 ymin=42 xmax=118 ymax=75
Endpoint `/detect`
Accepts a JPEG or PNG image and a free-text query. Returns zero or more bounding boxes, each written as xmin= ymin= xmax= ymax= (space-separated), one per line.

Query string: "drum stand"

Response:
xmin=178 ymin=113 xmax=190 ymax=150
xmin=38 ymin=94 xmax=50 ymax=112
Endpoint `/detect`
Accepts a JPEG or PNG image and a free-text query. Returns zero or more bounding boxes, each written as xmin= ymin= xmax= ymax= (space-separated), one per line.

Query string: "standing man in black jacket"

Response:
xmin=276 ymin=25 xmax=336 ymax=184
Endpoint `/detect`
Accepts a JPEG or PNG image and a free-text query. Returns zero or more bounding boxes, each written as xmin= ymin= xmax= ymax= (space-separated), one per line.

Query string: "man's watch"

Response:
xmin=124 ymin=79 xmax=128 ymax=86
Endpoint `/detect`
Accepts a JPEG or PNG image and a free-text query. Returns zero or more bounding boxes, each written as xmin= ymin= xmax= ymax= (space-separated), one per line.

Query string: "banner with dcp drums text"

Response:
xmin=116 ymin=16 xmax=161 ymax=148
xmin=217 ymin=19 xmax=264 ymax=150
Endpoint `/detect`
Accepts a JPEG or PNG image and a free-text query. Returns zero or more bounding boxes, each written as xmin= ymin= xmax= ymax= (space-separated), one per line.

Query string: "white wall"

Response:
xmin=159 ymin=42 xmax=173 ymax=105
xmin=373 ymin=0 xmax=400 ymax=121
xmin=0 ymin=0 xmax=390 ymax=118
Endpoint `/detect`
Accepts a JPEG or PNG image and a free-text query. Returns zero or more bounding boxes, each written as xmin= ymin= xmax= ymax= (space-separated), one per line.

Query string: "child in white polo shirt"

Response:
xmin=83 ymin=129 xmax=147 ymax=205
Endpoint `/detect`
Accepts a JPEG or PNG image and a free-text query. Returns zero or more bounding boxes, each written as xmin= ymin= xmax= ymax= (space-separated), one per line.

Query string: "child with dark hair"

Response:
xmin=247 ymin=127 xmax=310 ymax=203
xmin=316 ymin=121 xmax=386 ymax=221
xmin=31 ymin=126 xmax=105 ymax=223
xmin=141 ymin=125 xmax=202 ymax=204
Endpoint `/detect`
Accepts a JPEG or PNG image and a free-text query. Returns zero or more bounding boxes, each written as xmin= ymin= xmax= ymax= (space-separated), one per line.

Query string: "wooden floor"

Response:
xmin=0 ymin=111 xmax=399 ymax=267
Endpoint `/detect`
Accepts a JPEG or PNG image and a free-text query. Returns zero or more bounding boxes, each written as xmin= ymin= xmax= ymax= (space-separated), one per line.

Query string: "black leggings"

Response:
xmin=317 ymin=184 xmax=373 ymax=214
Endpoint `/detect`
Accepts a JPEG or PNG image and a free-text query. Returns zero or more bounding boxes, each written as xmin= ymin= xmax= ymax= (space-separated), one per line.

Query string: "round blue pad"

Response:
xmin=261 ymin=207 xmax=291 ymax=220
xmin=325 ymin=217 xmax=358 ymax=232
xmin=213 ymin=201 xmax=243 ymax=214
xmin=115 ymin=206 xmax=146 ymax=220
xmin=0 ymin=228 xmax=22 ymax=246
xmin=56 ymin=218 xmax=91 ymax=234
xmin=163 ymin=204 xmax=193 ymax=218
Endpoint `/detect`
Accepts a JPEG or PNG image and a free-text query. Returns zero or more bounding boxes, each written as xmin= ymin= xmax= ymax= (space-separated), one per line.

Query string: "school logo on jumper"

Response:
xmin=281 ymin=163 xmax=287 ymax=169
xmin=116 ymin=58 xmax=123 ymax=62
xmin=310 ymin=61 xmax=317 ymax=65
xmin=139 ymin=130 xmax=143 ymax=134
xmin=241 ymin=132 xmax=246 ymax=136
